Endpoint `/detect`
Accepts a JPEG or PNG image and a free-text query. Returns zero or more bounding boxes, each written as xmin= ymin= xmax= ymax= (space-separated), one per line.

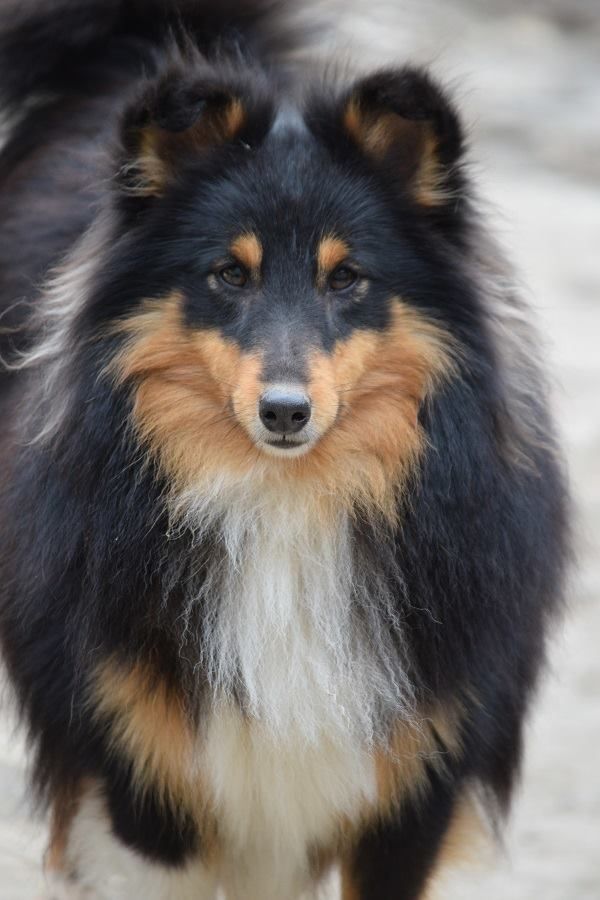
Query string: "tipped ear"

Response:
xmin=119 ymin=73 xmax=273 ymax=198
xmin=329 ymin=68 xmax=465 ymax=210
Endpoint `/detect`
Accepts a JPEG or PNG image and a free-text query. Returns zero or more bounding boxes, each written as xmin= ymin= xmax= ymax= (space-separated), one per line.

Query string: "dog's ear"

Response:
xmin=118 ymin=72 xmax=273 ymax=198
xmin=313 ymin=68 xmax=466 ymax=211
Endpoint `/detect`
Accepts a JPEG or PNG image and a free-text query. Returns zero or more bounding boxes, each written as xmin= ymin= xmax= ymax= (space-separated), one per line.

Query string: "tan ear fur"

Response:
xmin=343 ymin=97 xmax=452 ymax=208
xmin=126 ymin=96 xmax=246 ymax=197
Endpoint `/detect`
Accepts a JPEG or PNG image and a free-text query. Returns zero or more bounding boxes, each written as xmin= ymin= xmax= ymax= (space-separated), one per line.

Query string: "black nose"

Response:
xmin=259 ymin=388 xmax=311 ymax=435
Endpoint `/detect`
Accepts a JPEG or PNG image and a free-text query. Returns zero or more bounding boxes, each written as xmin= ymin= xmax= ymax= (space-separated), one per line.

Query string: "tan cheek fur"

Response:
xmin=109 ymin=292 xmax=263 ymax=488
xmin=305 ymin=302 xmax=455 ymax=518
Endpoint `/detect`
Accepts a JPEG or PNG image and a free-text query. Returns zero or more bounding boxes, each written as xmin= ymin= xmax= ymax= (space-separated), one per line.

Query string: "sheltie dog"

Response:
xmin=0 ymin=1 xmax=569 ymax=898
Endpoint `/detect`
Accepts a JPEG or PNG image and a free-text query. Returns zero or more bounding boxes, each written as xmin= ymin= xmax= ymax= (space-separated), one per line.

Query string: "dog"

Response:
xmin=0 ymin=2 xmax=570 ymax=898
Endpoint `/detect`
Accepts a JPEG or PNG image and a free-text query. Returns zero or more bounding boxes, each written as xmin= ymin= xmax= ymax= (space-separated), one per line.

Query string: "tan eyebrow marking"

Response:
xmin=317 ymin=235 xmax=351 ymax=288
xmin=222 ymin=98 xmax=246 ymax=140
xmin=318 ymin=235 xmax=350 ymax=272
xmin=230 ymin=232 xmax=263 ymax=273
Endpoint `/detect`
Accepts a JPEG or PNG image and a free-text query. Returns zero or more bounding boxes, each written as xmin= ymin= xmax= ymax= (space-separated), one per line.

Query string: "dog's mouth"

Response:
xmin=259 ymin=433 xmax=315 ymax=458
xmin=265 ymin=437 xmax=305 ymax=450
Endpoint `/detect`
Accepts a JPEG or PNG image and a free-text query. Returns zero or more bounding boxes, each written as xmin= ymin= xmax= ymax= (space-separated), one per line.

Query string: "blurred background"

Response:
xmin=1 ymin=1 xmax=598 ymax=897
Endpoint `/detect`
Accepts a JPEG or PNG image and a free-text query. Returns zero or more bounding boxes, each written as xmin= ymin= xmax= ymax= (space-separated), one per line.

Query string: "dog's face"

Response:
xmin=103 ymin=66 xmax=465 ymax=511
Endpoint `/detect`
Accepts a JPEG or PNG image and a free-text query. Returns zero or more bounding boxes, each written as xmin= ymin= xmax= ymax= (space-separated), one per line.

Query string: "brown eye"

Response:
xmin=220 ymin=264 xmax=248 ymax=288
xmin=328 ymin=266 xmax=358 ymax=292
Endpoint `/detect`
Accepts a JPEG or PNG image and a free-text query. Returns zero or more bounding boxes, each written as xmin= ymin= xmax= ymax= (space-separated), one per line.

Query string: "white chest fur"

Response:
xmin=179 ymin=476 xmax=411 ymax=742
xmin=201 ymin=704 xmax=376 ymax=898
xmin=175 ymin=478 xmax=412 ymax=894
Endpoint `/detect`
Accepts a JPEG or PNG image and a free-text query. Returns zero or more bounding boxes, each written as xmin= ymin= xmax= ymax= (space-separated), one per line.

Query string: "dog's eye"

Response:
xmin=219 ymin=264 xmax=249 ymax=288
xmin=329 ymin=266 xmax=358 ymax=292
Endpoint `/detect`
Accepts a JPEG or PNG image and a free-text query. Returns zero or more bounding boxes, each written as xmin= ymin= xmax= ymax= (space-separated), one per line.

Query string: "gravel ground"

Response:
xmin=1 ymin=2 xmax=599 ymax=897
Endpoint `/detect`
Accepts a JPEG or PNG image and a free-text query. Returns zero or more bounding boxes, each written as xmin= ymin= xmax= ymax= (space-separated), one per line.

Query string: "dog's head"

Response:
xmin=99 ymin=62 xmax=467 ymax=512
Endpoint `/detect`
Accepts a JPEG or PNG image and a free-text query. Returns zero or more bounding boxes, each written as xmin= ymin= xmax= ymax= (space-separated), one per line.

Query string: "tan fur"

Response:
xmin=110 ymin=294 xmax=454 ymax=518
xmin=343 ymin=100 xmax=372 ymax=153
xmin=91 ymin=658 xmax=222 ymax=865
xmin=340 ymin=864 xmax=361 ymax=900
xmin=92 ymin=659 xmax=196 ymax=808
xmin=305 ymin=302 xmax=455 ymax=518
xmin=231 ymin=232 xmax=263 ymax=273
xmin=344 ymin=99 xmax=452 ymax=208
xmin=413 ymin=133 xmax=455 ymax=208
xmin=109 ymin=292 xmax=263 ymax=488
xmin=132 ymin=98 xmax=246 ymax=197
xmin=344 ymin=101 xmax=408 ymax=160
xmin=432 ymin=794 xmax=488 ymax=872
xmin=135 ymin=128 xmax=170 ymax=198
xmin=423 ymin=794 xmax=492 ymax=899
xmin=46 ymin=781 xmax=86 ymax=876
xmin=222 ymin=98 xmax=246 ymax=139
xmin=91 ymin=658 xmax=229 ymax=866
xmin=317 ymin=235 xmax=350 ymax=286
xmin=374 ymin=703 xmax=463 ymax=816
xmin=343 ymin=101 xmax=362 ymax=143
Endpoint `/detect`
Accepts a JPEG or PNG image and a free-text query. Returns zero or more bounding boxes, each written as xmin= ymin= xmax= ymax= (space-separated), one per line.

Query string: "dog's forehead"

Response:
xmin=250 ymin=126 xmax=330 ymax=203
xmin=205 ymin=131 xmax=390 ymax=254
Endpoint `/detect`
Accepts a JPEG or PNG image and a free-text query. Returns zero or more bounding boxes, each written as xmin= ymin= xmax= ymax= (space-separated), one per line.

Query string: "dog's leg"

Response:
xmin=43 ymin=781 xmax=94 ymax=899
xmin=43 ymin=784 xmax=218 ymax=900
xmin=340 ymin=773 xmax=459 ymax=900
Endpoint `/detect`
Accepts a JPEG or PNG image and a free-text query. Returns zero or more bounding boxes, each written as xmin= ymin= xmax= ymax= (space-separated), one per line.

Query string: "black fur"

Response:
xmin=0 ymin=1 xmax=569 ymax=895
xmin=349 ymin=767 xmax=458 ymax=900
